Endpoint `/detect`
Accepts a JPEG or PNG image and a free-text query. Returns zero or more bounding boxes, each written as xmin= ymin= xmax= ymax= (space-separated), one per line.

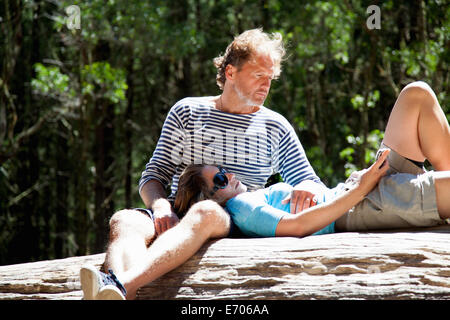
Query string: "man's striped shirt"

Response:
xmin=139 ymin=97 xmax=322 ymax=201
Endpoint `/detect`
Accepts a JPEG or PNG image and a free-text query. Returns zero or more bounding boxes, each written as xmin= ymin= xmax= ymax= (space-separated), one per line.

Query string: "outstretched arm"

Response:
xmin=276 ymin=150 xmax=390 ymax=237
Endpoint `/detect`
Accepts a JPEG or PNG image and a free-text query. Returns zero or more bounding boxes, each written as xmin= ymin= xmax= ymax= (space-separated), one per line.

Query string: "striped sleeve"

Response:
xmin=138 ymin=103 xmax=187 ymax=192
xmin=276 ymin=123 xmax=324 ymax=187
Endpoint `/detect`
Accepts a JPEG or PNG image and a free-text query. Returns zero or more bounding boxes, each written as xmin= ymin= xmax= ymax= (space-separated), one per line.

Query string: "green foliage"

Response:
xmin=0 ymin=0 xmax=448 ymax=264
xmin=32 ymin=63 xmax=72 ymax=96
xmin=82 ymin=62 xmax=128 ymax=104
xmin=340 ymin=129 xmax=384 ymax=177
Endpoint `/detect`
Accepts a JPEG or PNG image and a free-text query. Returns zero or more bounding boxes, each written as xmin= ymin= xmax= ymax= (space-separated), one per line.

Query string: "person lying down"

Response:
xmin=174 ymin=148 xmax=450 ymax=238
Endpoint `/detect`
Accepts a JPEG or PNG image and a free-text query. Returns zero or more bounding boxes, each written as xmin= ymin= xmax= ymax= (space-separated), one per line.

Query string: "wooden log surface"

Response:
xmin=1 ymin=226 xmax=449 ymax=300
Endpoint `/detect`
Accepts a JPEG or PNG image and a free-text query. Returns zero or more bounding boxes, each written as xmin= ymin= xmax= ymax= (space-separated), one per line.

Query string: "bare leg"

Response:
xmin=433 ymin=172 xmax=450 ymax=219
xmin=382 ymin=81 xmax=450 ymax=170
xmin=116 ymin=200 xmax=230 ymax=299
xmin=103 ymin=209 xmax=156 ymax=275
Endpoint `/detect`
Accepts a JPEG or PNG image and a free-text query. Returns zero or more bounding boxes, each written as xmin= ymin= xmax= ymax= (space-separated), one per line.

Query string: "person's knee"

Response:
xmin=187 ymin=200 xmax=225 ymax=225
xmin=185 ymin=200 xmax=230 ymax=237
xmin=109 ymin=209 xmax=155 ymax=241
xmin=401 ymin=81 xmax=435 ymax=102
xmin=109 ymin=209 xmax=135 ymax=230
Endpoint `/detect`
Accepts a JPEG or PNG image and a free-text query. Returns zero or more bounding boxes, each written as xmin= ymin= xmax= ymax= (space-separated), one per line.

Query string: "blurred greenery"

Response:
xmin=0 ymin=0 xmax=448 ymax=265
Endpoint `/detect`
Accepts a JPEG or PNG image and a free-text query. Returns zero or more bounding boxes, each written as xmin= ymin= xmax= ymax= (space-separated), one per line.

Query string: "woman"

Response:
xmin=174 ymin=81 xmax=450 ymax=238
xmin=174 ymin=151 xmax=390 ymax=238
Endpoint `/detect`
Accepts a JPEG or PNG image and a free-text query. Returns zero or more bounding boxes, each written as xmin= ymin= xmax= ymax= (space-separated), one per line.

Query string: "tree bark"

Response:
xmin=1 ymin=226 xmax=449 ymax=300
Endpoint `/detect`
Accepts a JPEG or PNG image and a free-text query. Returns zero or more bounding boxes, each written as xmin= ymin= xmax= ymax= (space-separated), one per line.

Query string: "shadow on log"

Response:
xmin=1 ymin=226 xmax=449 ymax=300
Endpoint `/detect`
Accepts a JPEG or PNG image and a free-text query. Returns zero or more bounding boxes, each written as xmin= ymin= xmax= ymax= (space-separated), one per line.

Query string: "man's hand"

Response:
xmin=140 ymin=180 xmax=179 ymax=236
xmin=281 ymin=180 xmax=326 ymax=214
xmin=152 ymin=207 xmax=179 ymax=236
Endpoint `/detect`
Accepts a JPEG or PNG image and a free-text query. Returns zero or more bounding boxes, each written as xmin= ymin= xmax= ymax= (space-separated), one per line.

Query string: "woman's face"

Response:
xmin=201 ymin=166 xmax=247 ymax=203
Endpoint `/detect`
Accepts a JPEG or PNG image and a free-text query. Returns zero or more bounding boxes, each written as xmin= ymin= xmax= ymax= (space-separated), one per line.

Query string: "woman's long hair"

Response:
xmin=174 ymin=164 xmax=210 ymax=217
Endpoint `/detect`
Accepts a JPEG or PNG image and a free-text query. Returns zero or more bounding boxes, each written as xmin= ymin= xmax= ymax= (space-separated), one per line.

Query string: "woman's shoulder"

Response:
xmin=268 ymin=182 xmax=293 ymax=192
xmin=226 ymin=189 xmax=266 ymax=208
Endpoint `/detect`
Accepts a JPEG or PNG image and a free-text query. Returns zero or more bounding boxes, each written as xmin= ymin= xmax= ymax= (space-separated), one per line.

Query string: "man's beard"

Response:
xmin=233 ymin=83 xmax=265 ymax=107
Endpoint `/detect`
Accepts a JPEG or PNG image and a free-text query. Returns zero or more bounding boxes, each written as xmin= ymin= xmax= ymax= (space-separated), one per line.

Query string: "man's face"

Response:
xmin=229 ymin=53 xmax=275 ymax=107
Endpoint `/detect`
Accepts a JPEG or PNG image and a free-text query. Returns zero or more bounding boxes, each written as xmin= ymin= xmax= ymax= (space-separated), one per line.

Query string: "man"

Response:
xmin=80 ymin=28 xmax=327 ymax=300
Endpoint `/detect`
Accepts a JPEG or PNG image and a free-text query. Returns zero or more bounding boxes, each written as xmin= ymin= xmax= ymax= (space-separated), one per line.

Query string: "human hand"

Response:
xmin=346 ymin=149 xmax=390 ymax=196
xmin=281 ymin=180 xmax=323 ymax=214
xmin=152 ymin=205 xmax=179 ymax=235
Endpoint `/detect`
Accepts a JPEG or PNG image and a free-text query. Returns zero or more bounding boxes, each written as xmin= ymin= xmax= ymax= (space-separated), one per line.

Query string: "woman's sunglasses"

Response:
xmin=210 ymin=166 xmax=229 ymax=195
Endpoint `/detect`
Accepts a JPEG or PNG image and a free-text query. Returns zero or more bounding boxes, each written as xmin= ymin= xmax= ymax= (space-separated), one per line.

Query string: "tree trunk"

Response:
xmin=1 ymin=226 xmax=449 ymax=300
xmin=93 ymin=97 xmax=115 ymax=253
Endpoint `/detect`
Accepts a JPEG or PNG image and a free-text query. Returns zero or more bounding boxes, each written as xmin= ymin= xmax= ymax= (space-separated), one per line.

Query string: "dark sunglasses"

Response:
xmin=210 ymin=166 xmax=229 ymax=195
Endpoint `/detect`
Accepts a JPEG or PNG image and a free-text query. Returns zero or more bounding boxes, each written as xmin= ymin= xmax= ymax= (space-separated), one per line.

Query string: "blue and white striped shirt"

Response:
xmin=139 ymin=97 xmax=322 ymax=201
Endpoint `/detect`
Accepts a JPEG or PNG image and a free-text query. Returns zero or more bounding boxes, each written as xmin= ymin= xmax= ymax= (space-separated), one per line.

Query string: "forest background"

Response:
xmin=0 ymin=0 xmax=448 ymax=265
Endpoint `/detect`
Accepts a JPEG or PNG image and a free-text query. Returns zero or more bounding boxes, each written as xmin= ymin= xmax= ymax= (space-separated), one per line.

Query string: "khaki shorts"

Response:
xmin=335 ymin=143 xmax=446 ymax=231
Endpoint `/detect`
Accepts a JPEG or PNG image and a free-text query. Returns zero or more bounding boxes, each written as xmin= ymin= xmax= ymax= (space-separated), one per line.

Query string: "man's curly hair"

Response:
xmin=213 ymin=28 xmax=286 ymax=90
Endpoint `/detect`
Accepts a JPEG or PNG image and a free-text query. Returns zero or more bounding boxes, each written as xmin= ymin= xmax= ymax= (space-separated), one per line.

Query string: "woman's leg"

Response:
xmin=335 ymin=82 xmax=449 ymax=233
xmin=433 ymin=171 xmax=450 ymax=219
xmin=382 ymin=81 xmax=450 ymax=170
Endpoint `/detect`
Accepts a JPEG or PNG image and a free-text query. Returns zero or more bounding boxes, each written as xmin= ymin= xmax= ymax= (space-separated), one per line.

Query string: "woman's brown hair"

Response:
xmin=174 ymin=164 xmax=210 ymax=217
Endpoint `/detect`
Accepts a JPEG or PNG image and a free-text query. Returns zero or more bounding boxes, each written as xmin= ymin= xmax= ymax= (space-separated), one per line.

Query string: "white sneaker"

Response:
xmin=79 ymin=265 xmax=127 ymax=300
xmin=97 ymin=285 xmax=126 ymax=300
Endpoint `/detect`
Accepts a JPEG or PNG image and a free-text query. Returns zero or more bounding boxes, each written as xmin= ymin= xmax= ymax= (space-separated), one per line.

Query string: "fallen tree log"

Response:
xmin=1 ymin=226 xmax=449 ymax=300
